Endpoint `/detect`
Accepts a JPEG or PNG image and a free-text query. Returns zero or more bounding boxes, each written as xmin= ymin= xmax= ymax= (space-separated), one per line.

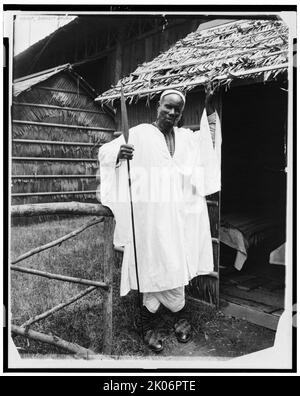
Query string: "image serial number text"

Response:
xmin=103 ymin=380 xmax=197 ymax=392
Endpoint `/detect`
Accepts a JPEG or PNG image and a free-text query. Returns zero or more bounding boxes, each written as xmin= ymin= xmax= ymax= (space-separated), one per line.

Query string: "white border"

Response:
xmin=2 ymin=4 xmax=298 ymax=373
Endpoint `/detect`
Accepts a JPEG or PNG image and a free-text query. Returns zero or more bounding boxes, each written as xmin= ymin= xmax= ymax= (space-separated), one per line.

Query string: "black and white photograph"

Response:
xmin=2 ymin=4 xmax=297 ymax=373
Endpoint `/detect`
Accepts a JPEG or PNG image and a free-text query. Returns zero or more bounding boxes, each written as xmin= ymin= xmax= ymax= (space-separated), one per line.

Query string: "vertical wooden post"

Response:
xmin=114 ymin=28 xmax=125 ymax=85
xmin=145 ymin=37 xmax=152 ymax=62
xmin=102 ymin=216 xmax=114 ymax=355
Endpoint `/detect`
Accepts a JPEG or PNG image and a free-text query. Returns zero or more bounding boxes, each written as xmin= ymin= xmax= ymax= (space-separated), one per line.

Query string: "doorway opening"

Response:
xmin=219 ymin=81 xmax=287 ymax=330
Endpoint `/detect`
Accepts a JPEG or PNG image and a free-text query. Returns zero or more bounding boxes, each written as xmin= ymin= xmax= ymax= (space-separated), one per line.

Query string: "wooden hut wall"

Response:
xmin=74 ymin=22 xmax=202 ymax=94
xmin=120 ymin=20 xmax=201 ymax=79
xmin=12 ymin=72 xmax=116 ymax=205
xmin=75 ymin=55 xmax=113 ymax=94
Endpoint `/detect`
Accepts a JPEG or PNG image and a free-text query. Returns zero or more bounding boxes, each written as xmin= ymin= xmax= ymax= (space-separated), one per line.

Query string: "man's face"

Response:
xmin=157 ymin=94 xmax=184 ymax=129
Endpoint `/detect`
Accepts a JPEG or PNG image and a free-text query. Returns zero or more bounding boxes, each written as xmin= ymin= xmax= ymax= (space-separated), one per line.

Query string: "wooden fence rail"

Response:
xmin=21 ymin=286 xmax=97 ymax=328
xmin=11 ymin=325 xmax=96 ymax=357
xmin=11 ymin=202 xmax=112 ymax=217
xmin=11 ymin=265 xmax=109 ymax=289
xmin=11 ymin=202 xmax=114 ymax=357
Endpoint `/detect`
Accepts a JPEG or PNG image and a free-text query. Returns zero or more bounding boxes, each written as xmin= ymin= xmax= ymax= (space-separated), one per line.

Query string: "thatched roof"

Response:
xmin=13 ymin=63 xmax=98 ymax=98
xmin=96 ymin=19 xmax=289 ymax=104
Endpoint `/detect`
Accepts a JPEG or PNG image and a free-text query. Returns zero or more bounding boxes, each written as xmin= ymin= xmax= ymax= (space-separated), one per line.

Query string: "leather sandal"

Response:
xmin=174 ymin=318 xmax=192 ymax=343
xmin=144 ymin=329 xmax=164 ymax=353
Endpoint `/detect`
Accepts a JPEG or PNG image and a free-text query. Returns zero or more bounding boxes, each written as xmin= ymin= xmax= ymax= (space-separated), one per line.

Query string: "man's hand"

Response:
xmin=117 ymin=144 xmax=134 ymax=161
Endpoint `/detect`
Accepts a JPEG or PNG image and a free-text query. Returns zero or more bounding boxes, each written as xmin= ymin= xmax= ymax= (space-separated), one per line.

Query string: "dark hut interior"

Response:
xmin=219 ymin=81 xmax=287 ymax=328
xmin=221 ymin=82 xmax=287 ymax=216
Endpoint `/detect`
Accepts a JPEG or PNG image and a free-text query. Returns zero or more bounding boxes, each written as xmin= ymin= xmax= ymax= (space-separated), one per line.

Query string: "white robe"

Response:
xmin=98 ymin=115 xmax=220 ymax=296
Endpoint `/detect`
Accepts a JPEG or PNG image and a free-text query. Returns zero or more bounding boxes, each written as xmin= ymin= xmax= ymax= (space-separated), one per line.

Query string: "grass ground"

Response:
xmin=10 ymin=216 xmax=276 ymax=358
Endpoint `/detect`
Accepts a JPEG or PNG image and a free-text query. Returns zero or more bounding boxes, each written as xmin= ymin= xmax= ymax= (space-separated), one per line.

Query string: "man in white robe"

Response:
xmin=98 ymin=89 xmax=220 ymax=352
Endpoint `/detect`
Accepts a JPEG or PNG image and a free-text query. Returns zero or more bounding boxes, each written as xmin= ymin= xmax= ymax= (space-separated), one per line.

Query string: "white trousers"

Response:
xmin=143 ymin=286 xmax=185 ymax=313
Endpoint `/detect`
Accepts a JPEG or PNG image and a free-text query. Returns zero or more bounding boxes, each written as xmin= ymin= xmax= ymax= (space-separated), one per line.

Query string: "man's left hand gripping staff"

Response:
xmin=117 ymin=143 xmax=135 ymax=163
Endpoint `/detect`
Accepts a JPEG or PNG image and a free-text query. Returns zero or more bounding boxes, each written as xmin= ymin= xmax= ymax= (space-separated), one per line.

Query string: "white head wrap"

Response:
xmin=160 ymin=89 xmax=186 ymax=107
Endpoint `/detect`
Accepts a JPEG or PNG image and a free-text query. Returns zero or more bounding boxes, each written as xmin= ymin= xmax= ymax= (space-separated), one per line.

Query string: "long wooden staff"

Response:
xmin=120 ymin=86 xmax=144 ymax=341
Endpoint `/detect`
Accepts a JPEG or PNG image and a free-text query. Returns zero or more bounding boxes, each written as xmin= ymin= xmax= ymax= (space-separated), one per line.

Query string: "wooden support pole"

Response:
xmin=102 ymin=216 xmax=114 ymax=355
xmin=11 ymin=265 xmax=109 ymax=289
xmin=36 ymin=86 xmax=89 ymax=95
xmin=11 ymin=324 xmax=96 ymax=357
xmin=114 ymin=29 xmax=124 ymax=85
xmin=13 ymin=63 xmax=70 ymax=83
xmin=21 ymin=286 xmax=97 ymax=328
xmin=11 ymin=202 xmax=113 ymax=218
xmin=11 ymin=217 xmax=104 ymax=265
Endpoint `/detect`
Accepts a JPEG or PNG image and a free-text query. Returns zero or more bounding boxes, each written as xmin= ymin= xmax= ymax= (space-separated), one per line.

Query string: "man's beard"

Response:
xmin=158 ymin=115 xmax=176 ymax=132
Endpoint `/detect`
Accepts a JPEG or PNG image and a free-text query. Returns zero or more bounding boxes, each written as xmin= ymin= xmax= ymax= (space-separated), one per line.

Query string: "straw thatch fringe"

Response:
xmin=13 ymin=105 xmax=109 ymax=127
xmin=12 ymin=160 xmax=97 ymax=176
xmin=12 ymin=124 xmax=112 ymax=144
xmin=12 ymin=142 xmax=100 ymax=158
xmin=97 ymin=19 xmax=288 ymax=104
xmin=187 ymin=275 xmax=219 ymax=306
xmin=11 ymin=192 xmax=97 ymax=206
xmin=12 ymin=177 xmax=97 ymax=195
xmin=14 ymin=72 xmax=115 ymax=131
xmin=13 ymin=120 xmax=114 ymax=132
xmin=16 ymin=73 xmax=91 ymax=108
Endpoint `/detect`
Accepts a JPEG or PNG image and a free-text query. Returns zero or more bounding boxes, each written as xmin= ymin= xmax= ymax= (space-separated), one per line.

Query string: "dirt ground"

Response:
xmin=159 ymin=310 xmax=275 ymax=358
xmin=112 ymin=294 xmax=276 ymax=359
xmin=14 ymin=292 xmax=276 ymax=360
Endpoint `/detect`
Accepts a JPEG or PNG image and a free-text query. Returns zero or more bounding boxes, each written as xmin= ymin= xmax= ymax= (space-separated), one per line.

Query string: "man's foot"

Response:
xmin=174 ymin=318 xmax=192 ymax=343
xmin=134 ymin=305 xmax=164 ymax=353
xmin=144 ymin=329 xmax=164 ymax=353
